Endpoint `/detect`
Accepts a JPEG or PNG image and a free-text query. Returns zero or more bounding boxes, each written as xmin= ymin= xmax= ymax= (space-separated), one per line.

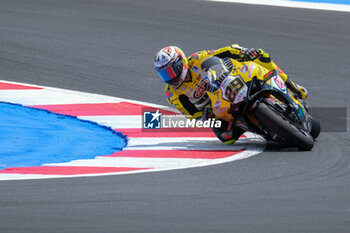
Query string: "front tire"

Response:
xmin=310 ymin=116 xmax=321 ymax=140
xmin=254 ymin=102 xmax=314 ymax=151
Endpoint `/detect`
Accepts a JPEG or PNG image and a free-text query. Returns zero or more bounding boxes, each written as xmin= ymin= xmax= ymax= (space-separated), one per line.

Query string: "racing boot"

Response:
xmin=212 ymin=120 xmax=245 ymax=144
xmin=285 ymin=79 xmax=308 ymax=100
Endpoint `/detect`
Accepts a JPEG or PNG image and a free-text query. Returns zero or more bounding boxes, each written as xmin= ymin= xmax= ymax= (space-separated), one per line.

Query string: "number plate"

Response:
xmin=220 ymin=75 xmax=246 ymax=103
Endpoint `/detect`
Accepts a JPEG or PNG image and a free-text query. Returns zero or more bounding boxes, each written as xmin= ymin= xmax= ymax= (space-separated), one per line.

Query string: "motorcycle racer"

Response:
xmin=154 ymin=44 xmax=308 ymax=144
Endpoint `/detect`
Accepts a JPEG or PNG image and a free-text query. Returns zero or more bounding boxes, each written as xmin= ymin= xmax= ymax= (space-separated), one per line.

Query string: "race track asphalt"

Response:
xmin=0 ymin=0 xmax=349 ymax=232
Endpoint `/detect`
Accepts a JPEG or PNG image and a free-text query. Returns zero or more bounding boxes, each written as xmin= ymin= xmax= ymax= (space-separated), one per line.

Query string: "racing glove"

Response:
xmin=242 ymin=48 xmax=261 ymax=61
xmin=285 ymin=79 xmax=308 ymax=100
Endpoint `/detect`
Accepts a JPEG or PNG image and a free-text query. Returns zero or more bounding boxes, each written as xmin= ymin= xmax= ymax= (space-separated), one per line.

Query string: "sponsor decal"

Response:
xmin=202 ymin=74 xmax=211 ymax=83
xmin=264 ymin=70 xmax=274 ymax=79
xmin=273 ymin=76 xmax=286 ymax=92
xmin=214 ymin=100 xmax=221 ymax=109
xmin=233 ymin=84 xmax=248 ymax=104
xmin=214 ymin=107 xmax=228 ymax=115
xmin=192 ymin=66 xmax=200 ymax=74
xmin=220 ymin=76 xmax=233 ymax=91
xmin=240 ymin=64 xmax=248 ymax=73
xmin=193 ymin=80 xmax=207 ymax=98
xmin=248 ymin=63 xmax=255 ymax=78
xmin=186 ymin=87 xmax=193 ymax=96
xmin=179 ymin=85 xmax=187 ymax=92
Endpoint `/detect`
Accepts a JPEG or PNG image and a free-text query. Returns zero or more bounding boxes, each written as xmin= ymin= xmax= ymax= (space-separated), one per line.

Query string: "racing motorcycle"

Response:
xmin=200 ymin=56 xmax=320 ymax=151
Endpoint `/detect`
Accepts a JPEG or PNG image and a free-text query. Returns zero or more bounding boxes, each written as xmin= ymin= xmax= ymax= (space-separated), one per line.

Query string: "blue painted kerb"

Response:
xmin=0 ymin=102 xmax=127 ymax=169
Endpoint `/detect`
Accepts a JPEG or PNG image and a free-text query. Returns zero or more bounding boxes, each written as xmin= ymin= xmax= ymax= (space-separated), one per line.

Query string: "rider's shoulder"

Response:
xmin=165 ymin=84 xmax=179 ymax=101
xmin=165 ymin=84 xmax=175 ymax=93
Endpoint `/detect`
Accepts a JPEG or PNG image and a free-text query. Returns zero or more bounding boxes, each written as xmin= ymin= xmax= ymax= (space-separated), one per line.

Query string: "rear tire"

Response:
xmin=254 ymin=102 xmax=314 ymax=151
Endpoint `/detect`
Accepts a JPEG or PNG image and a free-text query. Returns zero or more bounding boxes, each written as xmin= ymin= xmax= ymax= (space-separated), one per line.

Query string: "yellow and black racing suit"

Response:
xmin=164 ymin=44 xmax=306 ymax=143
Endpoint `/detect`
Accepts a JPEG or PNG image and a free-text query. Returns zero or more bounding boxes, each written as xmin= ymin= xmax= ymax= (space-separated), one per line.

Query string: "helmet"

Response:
xmin=154 ymin=46 xmax=188 ymax=87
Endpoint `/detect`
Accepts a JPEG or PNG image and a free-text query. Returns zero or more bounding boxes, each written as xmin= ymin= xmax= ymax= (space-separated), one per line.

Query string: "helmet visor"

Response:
xmin=157 ymin=59 xmax=184 ymax=86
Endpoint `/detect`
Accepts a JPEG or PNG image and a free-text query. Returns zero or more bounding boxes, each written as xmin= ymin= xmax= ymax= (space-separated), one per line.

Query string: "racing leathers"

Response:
xmin=164 ymin=44 xmax=307 ymax=144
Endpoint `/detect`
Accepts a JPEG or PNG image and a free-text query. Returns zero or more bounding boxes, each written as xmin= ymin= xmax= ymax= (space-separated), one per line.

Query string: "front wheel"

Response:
xmin=254 ymin=102 xmax=314 ymax=151
xmin=310 ymin=116 xmax=321 ymax=140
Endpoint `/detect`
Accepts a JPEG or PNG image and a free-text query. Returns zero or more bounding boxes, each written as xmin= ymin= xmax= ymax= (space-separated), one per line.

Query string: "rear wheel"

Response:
xmin=254 ymin=102 xmax=314 ymax=151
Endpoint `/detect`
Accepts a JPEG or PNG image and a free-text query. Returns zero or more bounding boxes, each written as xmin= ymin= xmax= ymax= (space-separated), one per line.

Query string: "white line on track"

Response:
xmin=79 ymin=116 xmax=142 ymax=129
xmin=204 ymin=0 xmax=350 ymax=12
xmin=126 ymin=137 xmax=246 ymax=151
xmin=44 ymin=157 xmax=212 ymax=169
